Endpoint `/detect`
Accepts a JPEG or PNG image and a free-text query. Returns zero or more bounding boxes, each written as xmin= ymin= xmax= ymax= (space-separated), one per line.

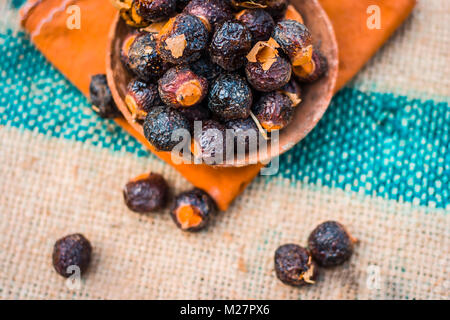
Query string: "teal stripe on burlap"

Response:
xmin=1 ymin=30 xmax=448 ymax=208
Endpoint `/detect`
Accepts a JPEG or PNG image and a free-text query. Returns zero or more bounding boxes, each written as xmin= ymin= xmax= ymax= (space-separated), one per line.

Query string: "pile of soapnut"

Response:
xmin=103 ymin=0 xmax=328 ymax=162
xmin=76 ymin=0 xmax=347 ymax=289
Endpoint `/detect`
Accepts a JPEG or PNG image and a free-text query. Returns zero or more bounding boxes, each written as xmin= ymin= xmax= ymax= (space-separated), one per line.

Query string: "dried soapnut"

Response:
xmin=171 ymin=188 xmax=216 ymax=232
xmin=293 ymin=49 xmax=328 ymax=83
xmin=308 ymin=221 xmax=356 ymax=267
xmin=125 ymin=78 xmax=161 ymax=120
xmin=123 ymin=172 xmax=169 ymax=213
xmin=208 ymin=73 xmax=253 ymax=120
xmin=158 ymin=65 xmax=208 ymax=108
xmin=252 ymin=91 xmax=294 ymax=131
xmin=183 ymin=0 xmax=233 ymax=31
xmin=225 ymin=117 xmax=261 ymax=154
xmin=192 ymin=119 xmax=227 ymax=165
xmin=89 ymin=74 xmax=120 ymax=119
xmin=52 ymin=234 xmax=92 ymax=278
xmin=157 ymin=13 xmax=209 ymax=64
xmin=133 ymin=0 xmax=177 ymax=22
xmin=143 ymin=105 xmax=191 ymax=151
xmin=236 ymin=9 xmax=275 ymax=43
xmin=245 ymin=38 xmax=291 ymax=92
xmin=274 ymin=244 xmax=318 ymax=287
xmin=127 ymin=32 xmax=170 ymax=80
xmin=272 ymin=19 xmax=313 ymax=66
xmin=210 ymin=20 xmax=252 ymax=71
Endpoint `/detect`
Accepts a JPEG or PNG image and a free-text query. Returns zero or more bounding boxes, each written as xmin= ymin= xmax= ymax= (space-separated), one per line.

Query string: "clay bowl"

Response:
xmin=106 ymin=0 xmax=338 ymax=167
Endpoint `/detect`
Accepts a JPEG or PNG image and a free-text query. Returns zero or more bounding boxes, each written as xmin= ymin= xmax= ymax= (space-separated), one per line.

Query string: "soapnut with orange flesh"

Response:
xmin=171 ymin=188 xmax=216 ymax=232
xmin=272 ymin=19 xmax=313 ymax=67
xmin=158 ymin=65 xmax=208 ymax=108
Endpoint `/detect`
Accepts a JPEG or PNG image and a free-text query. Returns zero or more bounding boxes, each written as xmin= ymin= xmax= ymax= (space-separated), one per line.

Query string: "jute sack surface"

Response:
xmin=0 ymin=128 xmax=448 ymax=300
xmin=0 ymin=0 xmax=448 ymax=299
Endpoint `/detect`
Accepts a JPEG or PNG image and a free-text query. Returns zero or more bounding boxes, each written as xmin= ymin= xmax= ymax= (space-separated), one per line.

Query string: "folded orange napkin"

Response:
xmin=20 ymin=0 xmax=415 ymax=210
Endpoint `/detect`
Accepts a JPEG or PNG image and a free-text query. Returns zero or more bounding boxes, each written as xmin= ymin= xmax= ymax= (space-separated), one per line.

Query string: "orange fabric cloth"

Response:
xmin=20 ymin=0 xmax=415 ymax=210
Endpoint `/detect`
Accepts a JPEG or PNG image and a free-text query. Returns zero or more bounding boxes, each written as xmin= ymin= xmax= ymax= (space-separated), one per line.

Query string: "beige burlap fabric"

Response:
xmin=0 ymin=0 xmax=448 ymax=299
xmin=0 ymin=127 xmax=448 ymax=300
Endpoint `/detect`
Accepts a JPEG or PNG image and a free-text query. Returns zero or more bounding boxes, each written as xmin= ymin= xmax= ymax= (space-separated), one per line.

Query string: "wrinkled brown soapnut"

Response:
xmin=123 ymin=172 xmax=169 ymax=213
xmin=52 ymin=234 xmax=92 ymax=278
xmin=235 ymin=9 xmax=275 ymax=43
xmin=157 ymin=13 xmax=209 ymax=64
xmin=191 ymin=120 xmax=228 ymax=165
xmin=183 ymin=0 xmax=234 ymax=31
xmin=125 ymin=32 xmax=170 ymax=80
xmin=272 ymin=19 xmax=313 ymax=67
xmin=252 ymin=91 xmax=294 ymax=132
xmin=209 ymin=20 xmax=253 ymax=71
xmin=133 ymin=0 xmax=177 ymax=22
xmin=245 ymin=38 xmax=292 ymax=92
xmin=125 ymin=78 xmax=161 ymax=120
xmin=274 ymin=244 xmax=318 ymax=287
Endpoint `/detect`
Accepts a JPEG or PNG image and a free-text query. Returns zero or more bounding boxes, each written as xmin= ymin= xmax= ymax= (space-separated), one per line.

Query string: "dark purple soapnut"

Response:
xmin=308 ymin=221 xmax=355 ymax=267
xmin=193 ymin=119 xmax=227 ymax=165
xmin=252 ymin=91 xmax=294 ymax=131
xmin=225 ymin=117 xmax=261 ymax=154
xmin=89 ymin=74 xmax=120 ymax=119
xmin=274 ymin=243 xmax=318 ymax=286
xmin=272 ymin=19 xmax=313 ymax=65
xmin=236 ymin=9 xmax=275 ymax=43
xmin=52 ymin=234 xmax=92 ymax=278
xmin=210 ymin=20 xmax=253 ymax=71
xmin=133 ymin=0 xmax=177 ymax=22
xmin=245 ymin=54 xmax=292 ymax=92
xmin=183 ymin=0 xmax=233 ymax=30
xmin=123 ymin=172 xmax=169 ymax=213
